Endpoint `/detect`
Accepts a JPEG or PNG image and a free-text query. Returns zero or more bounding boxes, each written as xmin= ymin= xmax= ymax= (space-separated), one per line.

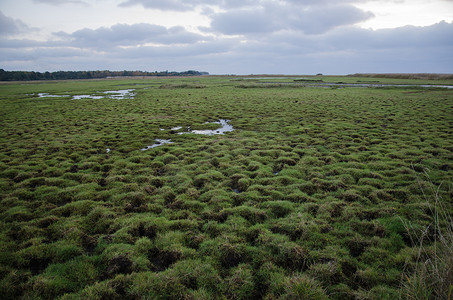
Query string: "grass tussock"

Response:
xmin=400 ymin=173 xmax=453 ymax=300
xmin=0 ymin=76 xmax=452 ymax=299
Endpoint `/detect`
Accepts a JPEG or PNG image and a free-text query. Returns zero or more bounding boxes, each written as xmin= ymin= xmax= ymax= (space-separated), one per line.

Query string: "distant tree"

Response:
xmin=0 ymin=69 xmax=209 ymax=81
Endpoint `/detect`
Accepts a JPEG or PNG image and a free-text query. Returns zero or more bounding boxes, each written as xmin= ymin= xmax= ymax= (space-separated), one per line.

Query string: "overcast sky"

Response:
xmin=1 ymin=0 xmax=452 ymax=74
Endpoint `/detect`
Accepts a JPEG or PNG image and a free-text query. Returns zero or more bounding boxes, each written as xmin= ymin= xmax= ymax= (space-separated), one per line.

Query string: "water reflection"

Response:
xmin=102 ymin=89 xmax=136 ymax=99
xmin=140 ymin=139 xmax=173 ymax=151
xmin=36 ymin=89 xmax=136 ymax=100
xmin=37 ymin=93 xmax=69 ymax=98
xmin=107 ymin=119 xmax=233 ymax=154
xmin=73 ymin=95 xmax=104 ymax=100
xmin=179 ymin=119 xmax=234 ymax=136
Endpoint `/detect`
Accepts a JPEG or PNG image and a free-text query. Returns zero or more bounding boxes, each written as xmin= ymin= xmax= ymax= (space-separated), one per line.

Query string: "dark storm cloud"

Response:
xmin=54 ymin=23 xmax=209 ymax=48
xmin=0 ymin=11 xmax=33 ymax=36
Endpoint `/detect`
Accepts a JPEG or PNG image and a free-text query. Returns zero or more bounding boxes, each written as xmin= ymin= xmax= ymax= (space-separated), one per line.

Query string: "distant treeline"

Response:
xmin=349 ymin=73 xmax=453 ymax=80
xmin=0 ymin=69 xmax=209 ymax=81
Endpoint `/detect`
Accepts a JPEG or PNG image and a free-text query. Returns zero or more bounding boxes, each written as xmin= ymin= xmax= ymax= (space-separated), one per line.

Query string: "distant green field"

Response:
xmin=0 ymin=76 xmax=452 ymax=299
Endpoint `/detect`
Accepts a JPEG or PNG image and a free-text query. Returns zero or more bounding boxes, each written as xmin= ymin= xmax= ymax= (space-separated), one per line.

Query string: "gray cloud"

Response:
xmin=118 ymin=0 xmax=364 ymax=12
xmin=54 ymin=23 xmax=209 ymax=49
xmin=320 ymin=21 xmax=453 ymax=50
xmin=1 ymin=21 xmax=452 ymax=74
xmin=286 ymin=5 xmax=374 ymax=34
xmin=118 ymin=1 xmax=374 ymax=35
xmin=0 ymin=38 xmax=61 ymax=48
xmin=118 ymin=0 xmax=256 ymax=11
xmin=119 ymin=0 xmax=202 ymax=11
xmin=32 ymin=0 xmax=88 ymax=5
xmin=208 ymin=8 xmax=278 ymax=35
xmin=207 ymin=3 xmax=373 ymax=35
xmin=0 ymin=36 xmax=234 ymax=72
xmin=0 ymin=11 xmax=33 ymax=36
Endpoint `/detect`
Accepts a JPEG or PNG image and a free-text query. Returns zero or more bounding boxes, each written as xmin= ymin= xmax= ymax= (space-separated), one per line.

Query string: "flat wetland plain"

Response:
xmin=0 ymin=76 xmax=452 ymax=299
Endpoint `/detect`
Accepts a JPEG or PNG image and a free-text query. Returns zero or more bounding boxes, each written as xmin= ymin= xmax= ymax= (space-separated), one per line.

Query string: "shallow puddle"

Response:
xmin=73 ymin=95 xmax=104 ymax=100
xmin=417 ymin=85 xmax=453 ymax=89
xmin=35 ymin=89 xmax=136 ymax=100
xmin=179 ymin=119 xmax=234 ymax=136
xmin=140 ymin=139 xmax=173 ymax=151
xmin=240 ymin=77 xmax=297 ymax=80
xmin=102 ymin=89 xmax=136 ymax=99
xmin=107 ymin=119 xmax=232 ymax=154
xmin=37 ymin=93 xmax=69 ymax=98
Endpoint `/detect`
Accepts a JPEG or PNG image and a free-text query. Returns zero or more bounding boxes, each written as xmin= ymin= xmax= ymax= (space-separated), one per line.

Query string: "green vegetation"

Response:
xmin=0 ymin=76 xmax=452 ymax=299
xmin=349 ymin=73 xmax=453 ymax=80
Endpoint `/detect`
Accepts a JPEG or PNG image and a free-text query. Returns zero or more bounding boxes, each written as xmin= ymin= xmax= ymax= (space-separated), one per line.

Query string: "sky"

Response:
xmin=1 ymin=0 xmax=452 ymax=74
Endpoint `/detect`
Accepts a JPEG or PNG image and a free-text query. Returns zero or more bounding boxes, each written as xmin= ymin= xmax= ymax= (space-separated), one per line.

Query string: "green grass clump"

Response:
xmin=28 ymin=256 xmax=98 ymax=299
xmin=0 ymin=76 xmax=452 ymax=298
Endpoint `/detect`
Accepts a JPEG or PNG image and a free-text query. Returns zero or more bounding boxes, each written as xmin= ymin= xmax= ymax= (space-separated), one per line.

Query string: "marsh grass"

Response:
xmin=400 ymin=171 xmax=453 ymax=300
xmin=350 ymin=73 xmax=453 ymax=81
xmin=0 ymin=76 xmax=452 ymax=299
